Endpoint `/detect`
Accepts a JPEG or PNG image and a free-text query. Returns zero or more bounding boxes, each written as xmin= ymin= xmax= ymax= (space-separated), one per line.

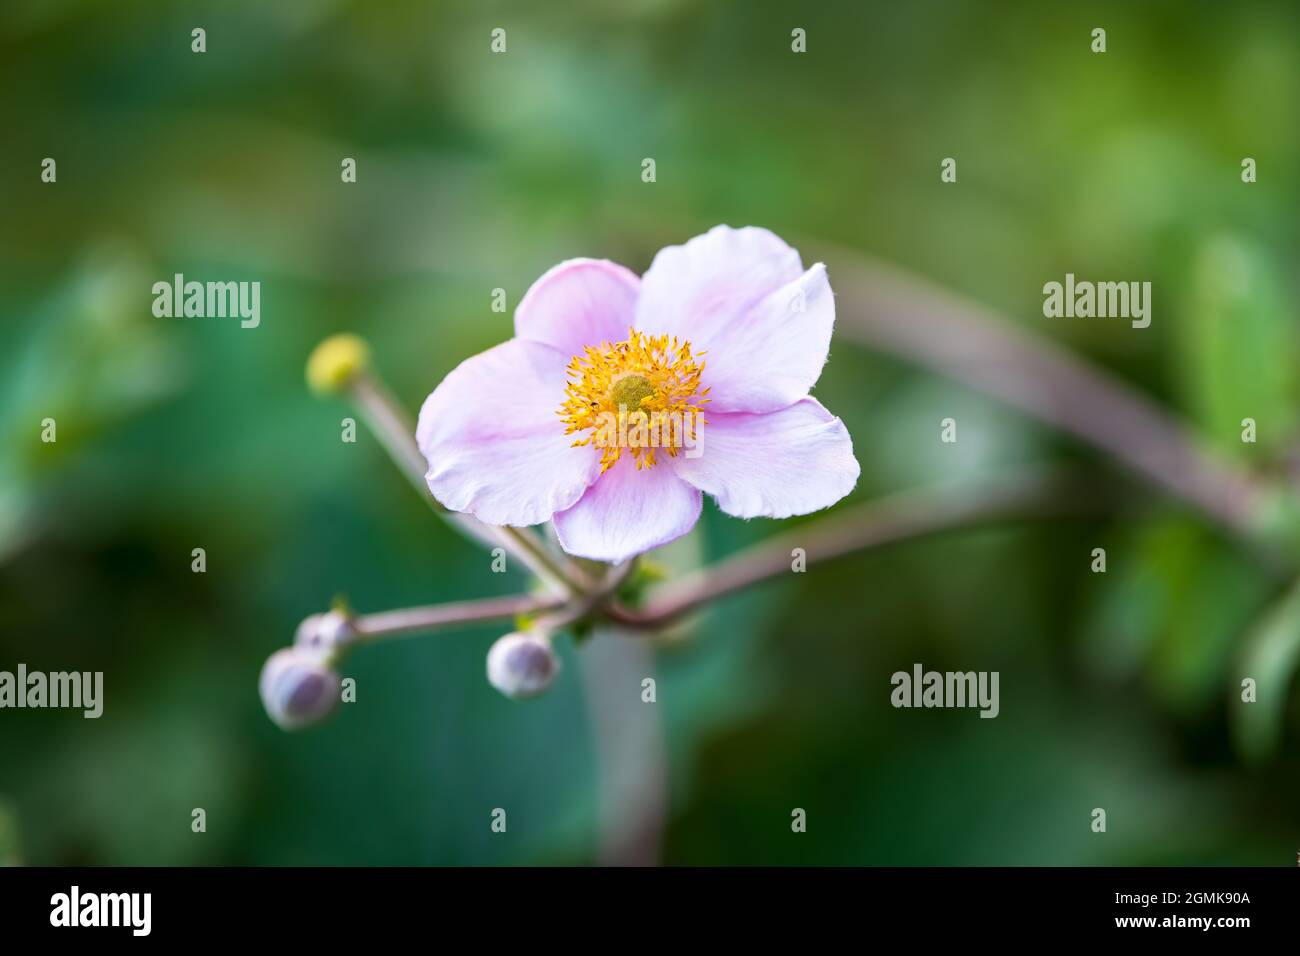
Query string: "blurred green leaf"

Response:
xmin=1177 ymin=235 xmax=1296 ymax=458
xmin=1082 ymin=517 xmax=1271 ymax=717
xmin=1231 ymin=578 xmax=1300 ymax=763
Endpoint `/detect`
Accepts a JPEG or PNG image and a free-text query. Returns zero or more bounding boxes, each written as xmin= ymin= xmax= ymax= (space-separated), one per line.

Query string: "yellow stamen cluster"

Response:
xmin=559 ymin=328 xmax=709 ymax=472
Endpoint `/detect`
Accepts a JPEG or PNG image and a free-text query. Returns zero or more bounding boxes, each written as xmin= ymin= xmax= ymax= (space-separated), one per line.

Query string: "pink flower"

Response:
xmin=416 ymin=225 xmax=860 ymax=563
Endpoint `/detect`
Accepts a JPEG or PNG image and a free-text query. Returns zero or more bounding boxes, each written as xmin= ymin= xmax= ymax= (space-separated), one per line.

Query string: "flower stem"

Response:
xmin=335 ymin=471 xmax=1099 ymax=646
xmin=577 ymin=628 xmax=667 ymax=865
xmin=352 ymin=593 xmax=563 ymax=644
xmin=500 ymin=522 xmax=596 ymax=596
xmin=536 ymin=559 xmax=637 ymax=630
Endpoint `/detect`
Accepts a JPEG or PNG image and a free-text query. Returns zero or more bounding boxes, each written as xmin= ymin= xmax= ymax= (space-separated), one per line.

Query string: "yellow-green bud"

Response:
xmin=306 ymin=334 xmax=370 ymax=395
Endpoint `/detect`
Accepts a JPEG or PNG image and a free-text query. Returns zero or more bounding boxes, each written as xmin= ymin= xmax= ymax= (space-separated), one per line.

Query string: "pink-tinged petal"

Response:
xmin=553 ymin=455 xmax=702 ymax=562
xmin=634 ymin=226 xmax=833 ymax=412
xmin=635 ymin=225 xmax=801 ymax=342
xmin=672 ymin=397 xmax=859 ymax=519
xmin=699 ymin=263 xmax=835 ymax=413
xmin=416 ymin=338 xmax=601 ymax=527
xmin=514 ymin=258 xmax=641 ymax=356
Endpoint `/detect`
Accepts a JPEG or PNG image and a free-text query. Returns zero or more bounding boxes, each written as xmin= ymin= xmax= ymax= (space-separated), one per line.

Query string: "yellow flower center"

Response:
xmin=609 ymin=373 xmax=656 ymax=414
xmin=559 ymin=328 xmax=709 ymax=472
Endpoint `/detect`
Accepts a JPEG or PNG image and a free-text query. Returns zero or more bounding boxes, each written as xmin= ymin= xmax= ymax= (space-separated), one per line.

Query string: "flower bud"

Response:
xmin=294 ymin=610 xmax=357 ymax=659
xmin=486 ymin=632 xmax=560 ymax=699
xmin=306 ymin=333 xmax=370 ymax=395
xmin=259 ymin=647 xmax=341 ymax=730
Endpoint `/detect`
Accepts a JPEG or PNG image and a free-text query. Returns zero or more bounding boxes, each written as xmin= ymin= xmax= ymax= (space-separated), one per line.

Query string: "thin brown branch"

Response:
xmin=536 ymin=559 xmax=638 ymax=630
xmin=353 ymin=592 xmax=563 ymax=643
xmin=609 ymin=469 xmax=1103 ymax=630
xmin=823 ymin=249 xmax=1267 ymax=536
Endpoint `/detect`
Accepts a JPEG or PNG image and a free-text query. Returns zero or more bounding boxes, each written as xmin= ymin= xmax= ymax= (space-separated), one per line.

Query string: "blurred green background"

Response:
xmin=2 ymin=0 xmax=1298 ymax=865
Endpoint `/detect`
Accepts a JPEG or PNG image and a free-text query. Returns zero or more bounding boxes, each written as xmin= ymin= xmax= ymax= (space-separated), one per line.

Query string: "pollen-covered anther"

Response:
xmin=558 ymin=328 xmax=709 ymax=473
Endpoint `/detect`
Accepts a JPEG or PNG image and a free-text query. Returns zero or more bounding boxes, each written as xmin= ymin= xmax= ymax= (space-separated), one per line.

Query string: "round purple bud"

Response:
xmin=259 ymin=647 xmax=341 ymax=730
xmin=486 ymin=632 xmax=560 ymax=699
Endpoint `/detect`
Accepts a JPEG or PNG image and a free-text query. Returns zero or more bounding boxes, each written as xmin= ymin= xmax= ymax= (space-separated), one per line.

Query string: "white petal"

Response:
xmin=635 ymin=225 xmax=833 ymax=412
xmin=672 ymin=397 xmax=859 ymax=518
xmin=514 ymin=258 xmax=640 ymax=356
xmin=553 ymin=454 xmax=702 ymax=562
xmin=416 ymin=338 xmax=602 ymax=526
